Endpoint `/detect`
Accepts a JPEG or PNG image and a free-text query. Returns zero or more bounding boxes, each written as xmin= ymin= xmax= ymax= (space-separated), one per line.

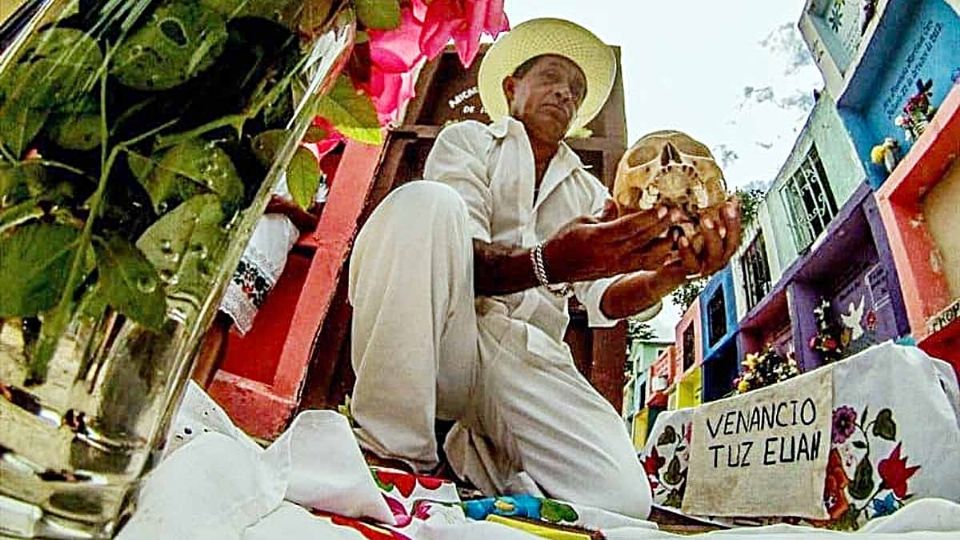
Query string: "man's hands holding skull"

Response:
xmin=658 ymin=198 xmax=742 ymax=281
xmin=543 ymin=198 xmax=742 ymax=319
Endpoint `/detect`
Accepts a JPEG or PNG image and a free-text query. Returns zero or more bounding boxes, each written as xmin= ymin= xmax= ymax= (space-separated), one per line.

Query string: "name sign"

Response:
xmin=682 ymin=367 xmax=832 ymax=518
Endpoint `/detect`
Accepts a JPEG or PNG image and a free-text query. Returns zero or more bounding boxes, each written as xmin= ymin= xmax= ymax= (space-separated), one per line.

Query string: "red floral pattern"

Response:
xmin=877 ymin=443 xmax=920 ymax=499
xmin=642 ymin=446 xmax=664 ymax=478
xmin=823 ymin=449 xmax=851 ymax=520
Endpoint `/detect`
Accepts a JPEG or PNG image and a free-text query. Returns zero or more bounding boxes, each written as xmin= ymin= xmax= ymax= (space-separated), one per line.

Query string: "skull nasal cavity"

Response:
xmin=660 ymin=143 xmax=681 ymax=167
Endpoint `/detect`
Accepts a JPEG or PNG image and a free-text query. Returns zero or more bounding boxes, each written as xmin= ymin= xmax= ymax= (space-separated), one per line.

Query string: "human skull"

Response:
xmin=613 ymin=130 xmax=727 ymax=213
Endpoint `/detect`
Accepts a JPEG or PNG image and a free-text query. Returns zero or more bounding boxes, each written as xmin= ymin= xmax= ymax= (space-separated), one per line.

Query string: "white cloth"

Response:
xmin=348 ymin=115 xmax=659 ymax=519
xmin=112 ymin=383 xmax=960 ymax=539
xmin=640 ymin=343 xmax=960 ymax=529
xmin=220 ymin=175 xmax=328 ymax=334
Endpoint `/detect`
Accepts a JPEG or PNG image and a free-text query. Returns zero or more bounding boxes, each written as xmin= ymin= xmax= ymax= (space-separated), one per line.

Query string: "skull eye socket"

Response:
xmin=671 ymin=135 xmax=713 ymax=158
xmin=626 ymin=145 xmax=659 ymax=167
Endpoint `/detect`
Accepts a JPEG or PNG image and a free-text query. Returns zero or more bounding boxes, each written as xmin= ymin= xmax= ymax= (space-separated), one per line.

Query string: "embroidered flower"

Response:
xmin=642 ymin=446 xmax=665 ymax=477
xmin=832 ymin=406 xmax=858 ymax=444
xmin=385 ymin=495 xmax=412 ymax=527
xmin=416 ymin=475 xmax=444 ymax=490
xmin=878 ymin=443 xmax=920 ymax=499
xmin=823 ymin=449 xmax=851 ymax=520
xmin=375 ymin=469 xmax=417 ymax=497
xmin=871 ymin=493 xmax=898 ymax=517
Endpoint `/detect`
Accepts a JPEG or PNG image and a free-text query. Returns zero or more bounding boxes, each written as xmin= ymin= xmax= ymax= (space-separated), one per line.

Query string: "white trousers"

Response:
xmin=348 ymin=182 xmax=651 ymax=518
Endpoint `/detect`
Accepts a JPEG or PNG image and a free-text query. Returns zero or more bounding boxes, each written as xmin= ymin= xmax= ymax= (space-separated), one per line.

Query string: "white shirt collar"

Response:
xmin=486 ymin=116 xmax=587 ymax=172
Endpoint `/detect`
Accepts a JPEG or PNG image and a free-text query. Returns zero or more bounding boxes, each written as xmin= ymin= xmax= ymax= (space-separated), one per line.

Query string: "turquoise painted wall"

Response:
xmin=628 ymin=341 xmax=671 ymax=376
xmin=764 ymin=90 xmax=865 ymax=270
xmin=626 ymin=340 xmax=671 ymax=414
xmin=838 ymin=0 xmax=960 ymax=188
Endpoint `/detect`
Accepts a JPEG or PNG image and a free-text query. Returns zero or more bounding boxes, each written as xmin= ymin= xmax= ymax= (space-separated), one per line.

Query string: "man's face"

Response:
xmin=503 ymin=55 xmax=587 ymax=144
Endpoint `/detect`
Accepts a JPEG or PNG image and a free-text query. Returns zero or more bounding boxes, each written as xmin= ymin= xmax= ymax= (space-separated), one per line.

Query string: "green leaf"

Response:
xmin=356 ymin=0 xmax=401 ymax=30
xmin=77 ymin=283 xmax=108 ymax=322
xmin=298 ymin=0 xmax=335 ymax=34
xmin=0 ymin=161 xmax=44 ymax=203
xmin=0 ymin=86 xmax=49 ymax=157
xmin=657 ymin=425 xmax=677 ymax=446
xmin=287 ymin=146 xmax=321 ymax=209
xmin=314 ymin=75 xmax=382 ymax=145
xmin=872 ymin=409 xmax=897 ymax=441
xmin=0 ymin=27 xmax=102 ymax=156
xmin=663 ymin=455 xmax=684 ymax=486
xmin=251 ymin=130 xmax=288 ymax=167
xmin=0 ymin=106 xmax=46 ymax=158
xmin=852 ymin=440 xmax=868 ymax=449
xmin=663 ymin=489 xmax=683 ymax=509
xmin=8 ymin=28 xmax=103 ymax=109
xmin=369 ymin=468 xmax=394 ymax=492
xmin=848 ymin=456 xmax=875 ymax=500
xmin=126 ymin=151 xmax=154 ymax=181
xmin=202 ymin=0 xmax=330 ymax=35
xmin=111 ymin=1 xmax=228 ymax=91
xmin=0 ymin=199 xmax=44 ymax=234
xmin=136 ymin=194 xmax=230 ymax=324
xmin=135 ymin=140 xmax=243 ymax=213
xmin=204 ymin=0 xmax=289 ymax=22
xmin=31 ymin=300 xmax=75 ymax=383
xmin=303 ymin=125 xmax=328 ymax=143
xmin=860 ymin=406 xmax=869 ymax=428
xmin=540 ymin=499 xmax=578 ymax=524
xmin=0 ymin=223 xmax=80 ymax=317
xmin=831 ymin=507 xmax=861 ymax=532
xmin=94 ymin=236 xmax=167 ymax=330
xmin=48 ymin=113 xmax=101 ymax=151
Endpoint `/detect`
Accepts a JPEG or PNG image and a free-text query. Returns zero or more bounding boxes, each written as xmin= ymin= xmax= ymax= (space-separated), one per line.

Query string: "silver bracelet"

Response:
xmin=531 ymin=242 xmax=572 ymax=298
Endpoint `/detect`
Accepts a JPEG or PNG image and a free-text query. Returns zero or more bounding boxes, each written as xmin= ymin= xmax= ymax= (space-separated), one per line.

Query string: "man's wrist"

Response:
xmin=532 ymin=242 xmax=572 ymax=297
xmin=541 ymin=237 xmax=572 ymax=284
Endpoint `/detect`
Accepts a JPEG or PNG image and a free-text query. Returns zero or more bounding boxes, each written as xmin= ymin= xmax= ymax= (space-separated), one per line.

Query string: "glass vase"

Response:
xmin=0 ymin=1 xmax=355 ymax=537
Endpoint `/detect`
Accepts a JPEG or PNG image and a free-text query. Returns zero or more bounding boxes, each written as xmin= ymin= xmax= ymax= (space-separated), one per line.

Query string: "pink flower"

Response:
xmin=418 ymin=0 xmax=509 ymax=67
xmin=304 ymin=117 xmax=345 ymax=159
xmin=365 ymin=68 xmax=419 ymax=125
xmin=384 ymin=495 xmax=412 ymax=527
xmin=831 ymin=406 xmax=858 ymax=444
xmin=358 ymin=4 xmax=429 ymax=124
xmin=335 ymin=0 xmax=508 ymax=127
xmin=368 ymin=7 xmax=426 ymax=73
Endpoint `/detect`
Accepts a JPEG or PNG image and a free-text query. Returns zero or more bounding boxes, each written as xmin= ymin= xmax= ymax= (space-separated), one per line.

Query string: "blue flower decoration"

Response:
xmin=871 ymin=493 xmax=898 ymax=517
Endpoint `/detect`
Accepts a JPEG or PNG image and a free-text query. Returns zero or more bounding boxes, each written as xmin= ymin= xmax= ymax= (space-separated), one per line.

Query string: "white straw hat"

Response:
xmin=478 ymin=18 xmax=616 ymax=135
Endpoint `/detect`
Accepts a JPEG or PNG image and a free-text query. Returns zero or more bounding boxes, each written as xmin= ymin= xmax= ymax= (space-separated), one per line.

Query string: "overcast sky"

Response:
xmin=506 ymin=0 xmax=825 ymax=339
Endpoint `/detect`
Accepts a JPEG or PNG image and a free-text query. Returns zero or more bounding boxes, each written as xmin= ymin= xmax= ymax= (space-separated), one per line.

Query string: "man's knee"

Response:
xmin=380 ymin=181 xmax=466 ymax=220
xmin=593 ymin=463 xmax=652 ymax=518
xmin=606 ymin=480 xmax=652 ymax=519
xmin=355 ymin=181 xmax=467 ymax=252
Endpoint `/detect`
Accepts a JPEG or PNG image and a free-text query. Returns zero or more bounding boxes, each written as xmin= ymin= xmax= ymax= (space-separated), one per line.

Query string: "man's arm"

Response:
xmin=473 ymin=240 xmax=541 ymax=296
xmin=474 ymin=203 xmax=679 ymax=297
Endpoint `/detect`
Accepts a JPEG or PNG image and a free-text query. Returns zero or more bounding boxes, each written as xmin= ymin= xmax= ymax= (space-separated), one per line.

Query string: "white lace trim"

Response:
xmin=220 ymin=281 xmax=258 ymax=336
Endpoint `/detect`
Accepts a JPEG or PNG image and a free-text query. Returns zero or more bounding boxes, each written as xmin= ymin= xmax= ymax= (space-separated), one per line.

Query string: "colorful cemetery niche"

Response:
xmin=701 ymin=267 xmax=742 ymax=402
xmin=876 ymin=84 xmax=960 ymax=369
xmin=641 ymin=342 xmax=960 ymax=529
